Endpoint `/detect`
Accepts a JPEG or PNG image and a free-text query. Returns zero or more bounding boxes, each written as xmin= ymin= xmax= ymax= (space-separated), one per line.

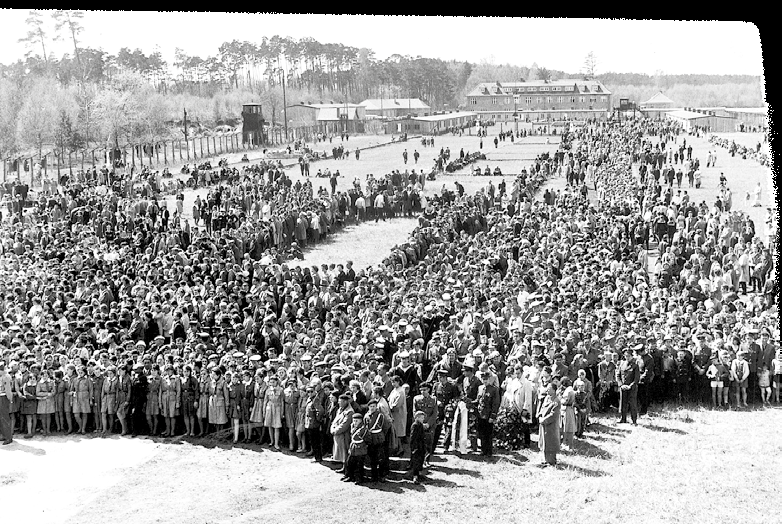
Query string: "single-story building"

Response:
xmin=285 ymin=103 xmax=366 ymax=134
xmin=640 ymin=92 xmax=676 ymax=110
xmin=390 ymin=111 xmax=478 ymax=135
xmin=665 ymin=109 xmax=736 ymax=133
xmin=360 ymin=98 xmax=430 ymax=118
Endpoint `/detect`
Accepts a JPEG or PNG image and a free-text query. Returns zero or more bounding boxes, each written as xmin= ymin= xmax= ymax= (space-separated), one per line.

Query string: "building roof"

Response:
xmin=360 ymin=98 xmax=430 ymax=111
xmin=666 ymin=109 xmax=709 ymax=120
xmin=467 ymin=79 xmax=611 ymax=97
xmin=641 ymin=92 xmax=675 ymax=106
xmin=292 ymin=103 xmax=364 ymax=109
xmin=725 ymin=107 xmax=767 ymax=115
xmin=411 ymin=111 xmax=477 ymax=122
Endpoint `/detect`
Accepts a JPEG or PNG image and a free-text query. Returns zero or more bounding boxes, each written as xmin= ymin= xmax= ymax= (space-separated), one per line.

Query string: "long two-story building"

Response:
xmin=465 ymin=79 xmax=612 ymax=123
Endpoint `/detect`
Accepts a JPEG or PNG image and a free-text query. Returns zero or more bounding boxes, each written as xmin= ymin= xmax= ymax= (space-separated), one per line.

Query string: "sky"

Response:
xmin=0 ymin=12 xmax=766 ymax=77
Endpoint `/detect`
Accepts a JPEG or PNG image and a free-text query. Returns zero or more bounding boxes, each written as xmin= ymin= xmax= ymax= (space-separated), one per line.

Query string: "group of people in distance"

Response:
xmin=0 ymin=116 xmax=777 ymax=483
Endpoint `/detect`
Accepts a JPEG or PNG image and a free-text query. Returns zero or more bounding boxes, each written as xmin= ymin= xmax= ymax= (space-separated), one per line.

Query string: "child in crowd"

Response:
xmin=758 ymin=365 xmax=771 ymax=405
xmin=772 ymin=349 xmax=782 ymax=404
xmin=409 ymin=410 xmax=427 ymax=484
xmin=343 ymin=412 xmax=367 ymax=484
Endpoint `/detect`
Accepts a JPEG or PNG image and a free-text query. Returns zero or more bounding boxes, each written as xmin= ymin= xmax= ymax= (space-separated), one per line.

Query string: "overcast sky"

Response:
xmin=0 ymin=12 xmax=766 ymax=76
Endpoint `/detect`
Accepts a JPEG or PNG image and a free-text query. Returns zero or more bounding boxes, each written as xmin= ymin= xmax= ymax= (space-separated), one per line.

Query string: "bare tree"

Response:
xmin=18 ymin=10 xmax=49 ymax=63
xmin=52 ymin=10 xmax=85 ymax=79
xmin=582 ymin=52 xmax=598 ymax=79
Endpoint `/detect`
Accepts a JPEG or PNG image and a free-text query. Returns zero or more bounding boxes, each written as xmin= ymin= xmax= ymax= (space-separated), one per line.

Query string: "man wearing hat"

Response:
xmin=329 ymin=393 xmax=354 ymax=472
xmin=412 ymin=382 xmax=438 ymax=465
xmin=616 ymin=347 xmax=640 ymax=425
xmin=475 ymin=369 xmax=500 ymax=457
xmin=451 ymin=363 xmax=479 ymax=454
xmin=635 ymin=343 xmax=655 ymax=416
xmin=431 ymin=369 xmax=460 ymax=452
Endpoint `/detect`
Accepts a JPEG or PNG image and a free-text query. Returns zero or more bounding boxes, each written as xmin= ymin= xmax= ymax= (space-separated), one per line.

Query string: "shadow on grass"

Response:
xmin=589 ymin=422 xmax=631 ymax=436
xmin=0 ymin=441 xmax=46 ymax=456
xmin=554 ymin=462 xmax=609 ymax=478
xmin=643 ymin=424 xmax=687 ymax=435
xmin=570 ymin=439 xmax=612 ymax=460
xmin=587 ymin=434 xmax=621 ymax=444
xmin=430 ymin=463 xmax=483 ymax=477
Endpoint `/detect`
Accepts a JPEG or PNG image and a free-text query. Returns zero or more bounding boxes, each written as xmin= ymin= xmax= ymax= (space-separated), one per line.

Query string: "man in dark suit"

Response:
xmin=475 ymin=370 xmax=500 ymax=456
xmin=616 ymin=347 xmax=640 ymax=425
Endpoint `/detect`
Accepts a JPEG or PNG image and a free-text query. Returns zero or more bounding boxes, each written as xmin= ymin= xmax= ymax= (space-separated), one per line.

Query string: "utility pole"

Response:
xmin=281 ymin=69 xmax=288 ymax=143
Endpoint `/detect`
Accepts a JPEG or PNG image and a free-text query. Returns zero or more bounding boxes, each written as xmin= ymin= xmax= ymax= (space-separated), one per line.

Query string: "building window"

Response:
xmin=528 ymin=87 xmax=535 ymax=92
xmin=547 ymin=96 xmax=552 ymax=103
xmin=601 ymin=96 xmax=607 ymax=102
xmin=469 ymin=98 xmax=477 ymax=105
xmin=492 ymin=98 xmax=498 ymax=105
xmin=571 ymin=97 xmax=576 ymax=103
xmin=525 ymin=96 xmax=532 ymax=105
xmin=580 ymin=96 xmax=585 ymax=103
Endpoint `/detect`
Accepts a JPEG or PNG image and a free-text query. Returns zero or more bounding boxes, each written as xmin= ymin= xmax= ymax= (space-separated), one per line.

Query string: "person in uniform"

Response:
xmin=130 ymin=364 xmax=148 ymax=436
xmin=412 ymin=382 xmax=438 ymax=465
xmin=431 ymin=369 xmax=459 ymax=452
xmin=475 ymin=370 xmax=501 ymax=457
xmin=181 ymin=365 xmax=200 ymax=437
xmin=304 ymin=385 xmax=325 ymax=462
xmin=616 ymin=347 xmax=640 ymax=424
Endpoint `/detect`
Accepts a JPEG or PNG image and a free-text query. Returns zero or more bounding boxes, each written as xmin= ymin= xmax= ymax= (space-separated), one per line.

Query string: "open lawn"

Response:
xmin=1 ymin=405 xmax=780 ymax=524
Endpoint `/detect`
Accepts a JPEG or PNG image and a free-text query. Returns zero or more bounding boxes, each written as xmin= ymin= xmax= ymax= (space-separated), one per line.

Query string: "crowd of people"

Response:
xmin=709 ymin=134 xmax=770 ymax=167
xmin=0 ymin=117 xmax=778 ymax=484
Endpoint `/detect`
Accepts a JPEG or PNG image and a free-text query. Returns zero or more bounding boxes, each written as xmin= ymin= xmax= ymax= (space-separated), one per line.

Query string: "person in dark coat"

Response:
xmin=616 ymin=347 xmax=640 ymax=424
xmin=475 ymin=370 xmax=501 ymax=456
xmin=130 ymin=364 xmax=149 ymax=435
xmin=409 ymin=410 xmax=427 ymax=483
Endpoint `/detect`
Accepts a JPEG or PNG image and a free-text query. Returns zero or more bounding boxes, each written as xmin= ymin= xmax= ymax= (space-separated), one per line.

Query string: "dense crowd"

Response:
xmin=0 ymin=117 xmax=778 ymax=484
xmin=708 ymin=134 xmax=770 ymax=167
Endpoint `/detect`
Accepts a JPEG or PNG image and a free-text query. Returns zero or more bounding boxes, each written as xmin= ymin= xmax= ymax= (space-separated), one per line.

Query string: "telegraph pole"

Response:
xmin=281 ymin=69 xmax=289 ymax=143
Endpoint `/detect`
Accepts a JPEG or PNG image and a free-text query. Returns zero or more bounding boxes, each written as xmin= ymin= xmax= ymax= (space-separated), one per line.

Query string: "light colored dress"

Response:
xmin=160 ymin=375 xmax=181 ymax=418
xmin=71 ymin=376 xmax=93 ymax=414
xmin=208 ymin=378 xmax=229 ymax=425
xmin=249 ymin=381 xmax=267 ymax=424
xmin=101 ymin=377 xmax=118 ymax=414
xmin=36 ymin=378 xmax=55 ymax=414
xmin=263 ymin=386 xmax=283 ymax=429
xmin=146 ymin=376 xmax=161 ymax=416
xmin=560 ymin=386 xmax=577 ymax=434
xmin=388 ymin=386 xmax=407 ymax=438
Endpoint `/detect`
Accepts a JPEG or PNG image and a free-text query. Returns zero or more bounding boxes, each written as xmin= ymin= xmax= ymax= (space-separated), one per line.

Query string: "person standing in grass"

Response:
xmin=409 ymin=410 xmax=427 ymax=484
xmin=558 ymin=377 xmax=576 ymax=449
xmin=616 ymin=347 xmax=640 ymax=425
xmin=731 ymin=350 xmax=750 ymax=408
xmin=706 ymin=352 xmax=729 ymax=409
xmin=343 ymin=412 xmax=367 ymax=484
xmin=536 ymin=372 xmax=560 ymax=467
xmin=771 ymin=349 xmax=782 ymax=404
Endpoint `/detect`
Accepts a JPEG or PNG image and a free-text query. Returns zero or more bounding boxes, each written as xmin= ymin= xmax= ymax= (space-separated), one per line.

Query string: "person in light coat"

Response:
xmin=330 ymin=394 xmax=354 ymax=472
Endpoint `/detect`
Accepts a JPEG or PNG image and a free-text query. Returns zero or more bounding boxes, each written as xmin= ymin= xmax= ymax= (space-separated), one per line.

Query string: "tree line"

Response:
xmin=0 ymin=10 xmax=765 ymax=162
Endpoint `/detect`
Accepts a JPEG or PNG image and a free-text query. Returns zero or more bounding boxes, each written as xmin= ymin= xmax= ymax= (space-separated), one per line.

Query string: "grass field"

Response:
xmin=2 ymin=405 xmax=780 ymax=524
